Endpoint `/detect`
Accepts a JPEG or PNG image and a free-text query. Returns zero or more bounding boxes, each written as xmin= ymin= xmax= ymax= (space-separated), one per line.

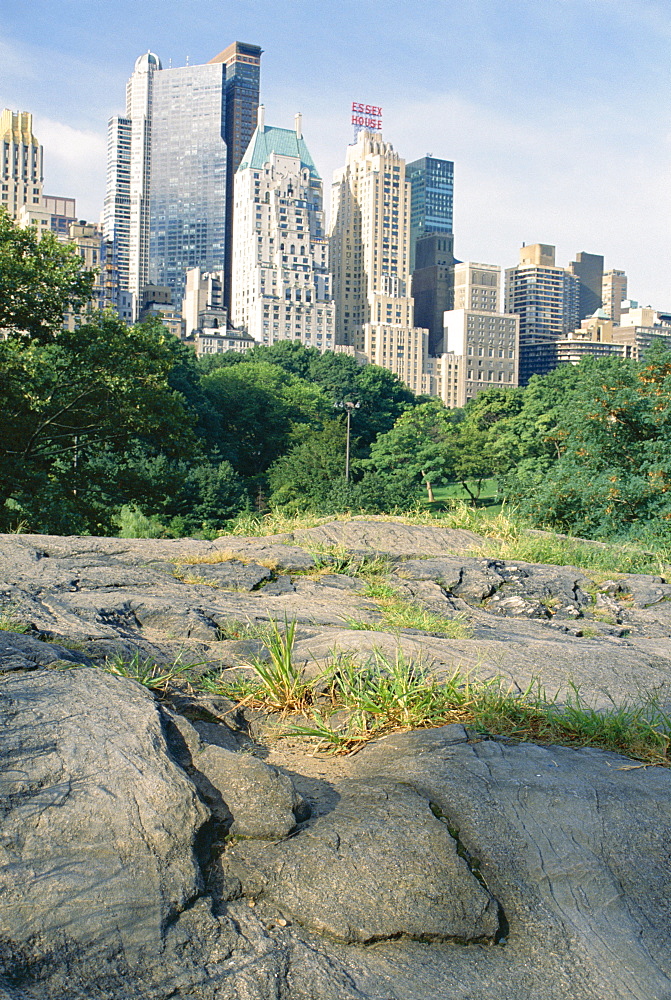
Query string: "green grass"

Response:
xmin=215 ymin=618 xmax=280 ymax=643
xmin=478 ymin=531 xmax=669 ymax=577
xmin=288 ymin=654 xmax=671 ymax=765
xmin=343 ymin=575 xmax=473 ymax=639
xmin=0 ymin=607 xmax=30 ymax=633
xmin=102 ymin=652 xmax=200 ymax=693
xmin=121 ymin=616 xmax=670 ymax=767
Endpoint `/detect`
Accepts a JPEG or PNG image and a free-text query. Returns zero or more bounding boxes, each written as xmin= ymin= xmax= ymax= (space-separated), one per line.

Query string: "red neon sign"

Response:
xmin=351 ymin=101 xmax=382 ymax=131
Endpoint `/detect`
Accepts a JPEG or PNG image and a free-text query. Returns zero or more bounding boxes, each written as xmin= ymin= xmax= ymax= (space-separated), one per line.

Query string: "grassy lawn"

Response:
xmin=427 ymin=477 xmax=502 ymax=513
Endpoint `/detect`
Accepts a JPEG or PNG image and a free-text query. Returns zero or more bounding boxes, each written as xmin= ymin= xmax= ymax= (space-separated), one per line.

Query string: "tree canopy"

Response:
xmin=0 ymin=209 xmax=94 ymax=341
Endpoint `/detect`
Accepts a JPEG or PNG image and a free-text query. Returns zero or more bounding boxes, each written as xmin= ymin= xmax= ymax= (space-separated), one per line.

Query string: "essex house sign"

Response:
xmin=351 ymin=101 xmax=383 ymax=133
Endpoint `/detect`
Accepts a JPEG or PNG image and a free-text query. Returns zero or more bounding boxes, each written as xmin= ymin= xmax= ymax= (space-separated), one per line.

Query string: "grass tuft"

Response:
xmin=238 ymin=617 xmax=311 ymax=712
xmin=345 ymin=575 xmax=473 ymax=638
xmin=0 ymin=606 xmax=30 ymax=633
xmin=287 ymin=654 xmax=671 ymax=763
xmin=102 ymin=652 xmax=199 ymax=694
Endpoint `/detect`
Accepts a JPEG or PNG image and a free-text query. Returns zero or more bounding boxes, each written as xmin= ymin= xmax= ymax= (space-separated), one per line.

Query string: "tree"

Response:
xmin=0 ymin=314 xmax=198 ymax=532
xmin=200 ymin=361 xmax=329 ymax=477
xmin=267 ymin=421 xmax=348 ymax=508
xmin=0 ymin=209 xmax=93 ymax=341
xmin=368 ymin=400 xmax=456 ymax=501
xmin=504 ymin=354 xmax=671 ymax=538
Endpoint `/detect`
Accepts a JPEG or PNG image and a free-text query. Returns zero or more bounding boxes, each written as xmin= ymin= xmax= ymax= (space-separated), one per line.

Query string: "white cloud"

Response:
xmin=33 ymin=117 xmax=107 ymax=223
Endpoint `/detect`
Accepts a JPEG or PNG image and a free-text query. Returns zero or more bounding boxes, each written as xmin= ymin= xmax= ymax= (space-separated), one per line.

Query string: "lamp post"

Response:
xmin=334 ymin=400 xmax=360 ymax=482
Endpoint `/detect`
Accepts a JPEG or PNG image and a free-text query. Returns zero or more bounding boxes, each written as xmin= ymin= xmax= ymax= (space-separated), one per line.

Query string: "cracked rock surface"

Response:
xmin=2 ymin=520 xmax=671 ymax=999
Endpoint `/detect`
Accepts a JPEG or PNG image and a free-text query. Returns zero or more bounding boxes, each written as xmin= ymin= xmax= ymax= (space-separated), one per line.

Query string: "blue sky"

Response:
xmin=1 ymin=0 xmax=669 ymax=306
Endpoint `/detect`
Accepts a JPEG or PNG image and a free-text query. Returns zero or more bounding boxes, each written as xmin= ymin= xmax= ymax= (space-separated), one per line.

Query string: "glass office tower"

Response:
xmin=108 ymin=44 xmax=261 ymax=316
xmin=148 ymin=63 xmax=227 ymax=304
xmin=406 ymin=155 xmax=454 ymax=272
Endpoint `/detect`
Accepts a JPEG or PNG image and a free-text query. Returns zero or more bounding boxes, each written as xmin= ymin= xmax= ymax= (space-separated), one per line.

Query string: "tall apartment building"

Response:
xmin=105 ymin=43 xmax=261 ymax=316
xmin=102 ymin=116 xmax=131 ymax=292
xmin=232 ymin=112 xmax=335 ymax=350
xmin=1 ymin=110 xmax=43 ymax=220
xmin=330 ymin=130 xmax=429 ymax=394
xmin=438 ymin=305 xmax=519 ymax=407
xmin=602 ymin=268 xmax=628 ymax=323
xmin=505 ymin=243 xmax=579 ymax=384
xmin=569 ymin=251 xmax=604 ymax=321
xmin=406 ymin=155 xmax=454 ymax=272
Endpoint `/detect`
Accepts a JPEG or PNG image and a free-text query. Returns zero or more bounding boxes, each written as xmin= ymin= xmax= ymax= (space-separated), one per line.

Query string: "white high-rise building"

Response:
xmin=102 ymin=116 xmax=132 ymax=292
xmin=232 ymin=110 xmax=335 ymax=349
xmin=127 ymin=52 xmax=160 ymax=304
xmin=329 ymin=130 xmax=429 ymax=394
xmin=1 ymin=110 xmax=43 ymax=221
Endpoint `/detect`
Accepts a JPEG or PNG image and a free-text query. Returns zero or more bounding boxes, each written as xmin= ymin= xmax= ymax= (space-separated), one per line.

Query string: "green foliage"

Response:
xmin=369 ymin=399 xmax=456 ymax=500
xmin=0 ymin=314 xmax=199 ymax=533
xmin=0 ymin=209 xmax=93 ymax=341
xmin=503 ymin=355 xmax=671 ymax=539
xmin=200 ymin=360 xmax=328 ymax=476
xmin=103 ymin=653 xmax=198 ymax=693
xmin=240 ymin=618 xmax=310 ymax=711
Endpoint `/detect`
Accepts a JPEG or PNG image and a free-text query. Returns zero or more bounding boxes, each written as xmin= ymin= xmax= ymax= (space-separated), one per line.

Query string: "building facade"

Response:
xmin=505 ymin=243 xmax=580 ymax=384
xmin=1 ymin=110 xmax=43 ymax=220
xmin=453 ymin=261 xmax=501 ymax=312
xmin=105 ymin=44 xmax=261 ymax=318
xmin=406 ymin=155 xmax=454 ymax=272
xmin=602 ymin=268 xmax=628 ymax=323
xmin=410 ymin=232 xmax=456 ymax=355
xmin=329 ymin=130 xmax=430 ymax=393
xmin=183 ymin=267 xmax=227 ymax=337
xmin=232 ymin=112 xmax=335 ymax=350
xmin=569 ymin=251 xmax=604 ymax=321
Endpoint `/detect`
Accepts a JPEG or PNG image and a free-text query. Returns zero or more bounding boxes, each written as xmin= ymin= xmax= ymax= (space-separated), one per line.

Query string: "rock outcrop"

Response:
xmin=1 ymin=519 xmax=671 ymax=999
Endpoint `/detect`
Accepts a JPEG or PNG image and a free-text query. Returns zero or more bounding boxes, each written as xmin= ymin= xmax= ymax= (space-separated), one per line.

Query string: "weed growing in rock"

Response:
xmin=283 ymin=653 xmax=671 ymax=765
xmin=103 ymin=653 xmax=198 ymax=694
xmin=344 ymin=575 xmax=473 ymax=639
xmin=0 ymin=606 xmax=30 ymax=633
xmin=240 ymin=617 xmax=311 ymax=712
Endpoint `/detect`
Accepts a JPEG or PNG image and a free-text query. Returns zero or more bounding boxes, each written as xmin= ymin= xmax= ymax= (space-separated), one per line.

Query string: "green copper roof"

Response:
xmin=238 ymin=126 xmax=320 ymax=178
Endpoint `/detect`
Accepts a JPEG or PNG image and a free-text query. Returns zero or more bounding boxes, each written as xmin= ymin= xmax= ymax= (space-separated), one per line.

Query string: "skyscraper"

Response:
xmin=406 ymin=155 xmax=454 ymax=272
xmin=103 ymin=116 xmax=131 ymax=291
xmin=569 ymin=251 xmax=604 ymax=321
xmin=330 ymin=130 xmax=430 ymax=394
xmin=148 ymin=60 xmax=228 ymax=304
xmin=602 ymin=268 xmax=628 ymax=323
xmin=505 ymin=243 xmax=580 ymax=384
xmin=1 ymin=110 xmax=43 ymax=221
xmin=105 ymin=44 xmax=261 ymax=316
xmin=209 ymin=42 xmax=263 ymax=307
xmin=232 ymin=110 xmax=335 ymax=350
